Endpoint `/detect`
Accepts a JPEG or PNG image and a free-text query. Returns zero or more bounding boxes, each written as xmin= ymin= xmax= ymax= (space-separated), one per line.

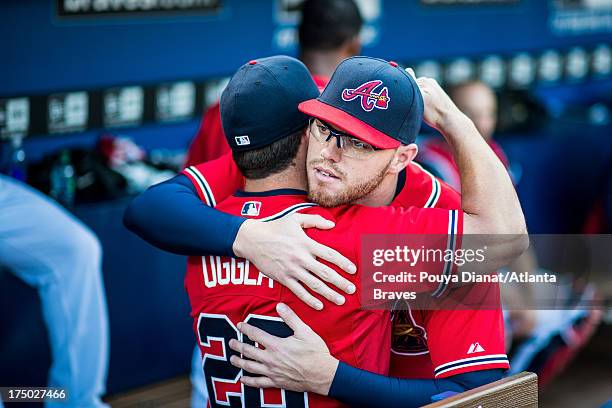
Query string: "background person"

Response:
xmin=0 ymin=175 xmax=109 ymax=408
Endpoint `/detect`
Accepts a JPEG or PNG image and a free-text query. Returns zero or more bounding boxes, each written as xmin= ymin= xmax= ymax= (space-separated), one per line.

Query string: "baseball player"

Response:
xmin=187 ymin=55 xmax=463 ymax=408
xmin=219 ymin=58 xmax=526 ymax=407
xmin=128 ymin=55 xmax=527 ymax=406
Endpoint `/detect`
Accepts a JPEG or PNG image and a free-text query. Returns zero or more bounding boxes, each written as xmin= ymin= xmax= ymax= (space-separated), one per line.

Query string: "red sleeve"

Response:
xmin=426 ymin=306 xmax=509 ymax=378
xmin=185 ymin=102 xmax=231 ymax=167
xmin=393 ymin=162 xmax=461 ymax=210
xmin=181 ymin=153 xmax=244 ymax=206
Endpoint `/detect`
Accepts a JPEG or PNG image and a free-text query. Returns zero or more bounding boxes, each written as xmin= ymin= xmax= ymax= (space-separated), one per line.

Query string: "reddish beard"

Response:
xmin=307 ymin=159 xmax=390 ymax=207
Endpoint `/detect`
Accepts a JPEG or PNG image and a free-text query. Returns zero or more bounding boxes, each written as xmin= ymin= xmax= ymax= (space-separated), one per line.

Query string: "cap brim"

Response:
xmin=298 ymin=99 xmax=400 ymax=149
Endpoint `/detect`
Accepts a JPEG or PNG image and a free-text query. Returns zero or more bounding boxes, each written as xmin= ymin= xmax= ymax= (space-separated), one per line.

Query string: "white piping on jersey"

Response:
xmin=411 ymin=161 xmax=441 ymax=208
xmin=434 ymin=354 xmax=509 ymax=377
xmin=259 ymin=203 xmax=318 ymax=222
xmin=431 ymin=209 xmax=459 ymax=298
xmin=185 ymin=166 xmax=216 ymax=207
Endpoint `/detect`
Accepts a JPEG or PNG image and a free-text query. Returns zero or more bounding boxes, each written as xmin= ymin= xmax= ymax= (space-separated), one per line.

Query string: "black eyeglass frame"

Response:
xmin=308 ymin=117 xmax=381 ymax=151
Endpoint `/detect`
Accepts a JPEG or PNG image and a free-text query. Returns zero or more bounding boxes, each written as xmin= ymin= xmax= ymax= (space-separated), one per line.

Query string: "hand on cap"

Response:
xmin=405 ymin=67 xmax=466 ymax=132
xmin=232 ymin=215 xmax=357 ymax=311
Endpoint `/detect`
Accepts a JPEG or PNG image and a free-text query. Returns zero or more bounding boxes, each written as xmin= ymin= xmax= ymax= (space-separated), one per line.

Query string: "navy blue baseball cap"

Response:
xmin=299 ymin=56 xmax=424 ymax=149
xmin=220 ymin=55 xmax=320 ymax=151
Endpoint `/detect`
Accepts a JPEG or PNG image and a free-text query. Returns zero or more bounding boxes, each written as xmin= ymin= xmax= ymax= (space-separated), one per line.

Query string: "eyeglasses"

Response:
xmin=308 ymin=118 xmax=380 ymax=159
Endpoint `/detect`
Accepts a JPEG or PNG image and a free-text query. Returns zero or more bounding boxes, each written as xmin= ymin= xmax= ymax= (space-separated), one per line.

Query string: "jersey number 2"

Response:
xmin=197 ymin=313 xmax=308 ymax=407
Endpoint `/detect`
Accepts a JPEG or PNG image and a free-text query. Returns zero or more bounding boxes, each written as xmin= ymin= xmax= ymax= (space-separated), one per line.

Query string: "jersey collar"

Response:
xmin=393 ymin=168 xmax=407 ymax=201
xmin=234 ymin=189 xmax=308 ymax=197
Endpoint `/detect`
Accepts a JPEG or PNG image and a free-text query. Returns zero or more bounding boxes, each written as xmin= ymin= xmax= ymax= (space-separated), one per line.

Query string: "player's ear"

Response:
xmin=301 ymin=126 xmax=309 ymax=143
xmin=338 ymin=35 xmax=361 ymax=59
xmin=388 ymin=143 xmax=418 ymax=174
xmin=345 ymin=35 xmax=362 ymax=57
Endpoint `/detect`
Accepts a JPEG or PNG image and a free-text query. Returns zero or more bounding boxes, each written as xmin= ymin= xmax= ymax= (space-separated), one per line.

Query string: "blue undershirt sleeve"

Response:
xmin=123 ymin=174 xmax=245 ymax=256
xmin=329 ymin=361 xmax=503 ymax=408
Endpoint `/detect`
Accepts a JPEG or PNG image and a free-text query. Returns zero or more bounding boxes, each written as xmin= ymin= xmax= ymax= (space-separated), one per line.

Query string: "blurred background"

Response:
xmin=0 ymin=0 xmax=611 ymax=407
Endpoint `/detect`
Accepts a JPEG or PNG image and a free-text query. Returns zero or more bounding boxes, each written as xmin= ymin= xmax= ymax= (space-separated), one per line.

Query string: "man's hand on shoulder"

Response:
xmin=232 ymin=214 xmax=357 ymax=310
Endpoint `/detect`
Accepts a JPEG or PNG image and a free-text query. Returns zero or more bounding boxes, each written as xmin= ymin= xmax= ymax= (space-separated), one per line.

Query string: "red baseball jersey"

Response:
xmin=186 ymin=102 xmax=229 ymax=166
xmin=182 ymin=154 xmax=508 ymax=380
xmin=185 ymin=189 xmax=461 ymax=408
